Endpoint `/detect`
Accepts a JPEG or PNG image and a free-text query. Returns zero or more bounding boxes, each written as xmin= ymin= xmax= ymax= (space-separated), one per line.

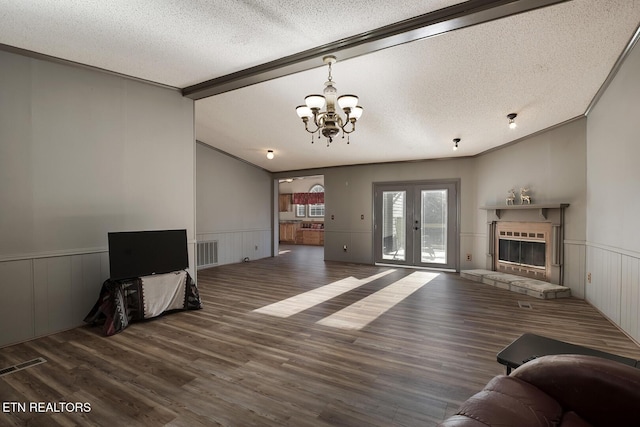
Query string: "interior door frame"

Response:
xmin=373 ymin=179 xmax=460 ymax=271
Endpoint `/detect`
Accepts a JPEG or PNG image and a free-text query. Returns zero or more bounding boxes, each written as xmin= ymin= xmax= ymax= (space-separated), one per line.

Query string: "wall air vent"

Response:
xmin=197 ymin=240 xmax=218 ymax=269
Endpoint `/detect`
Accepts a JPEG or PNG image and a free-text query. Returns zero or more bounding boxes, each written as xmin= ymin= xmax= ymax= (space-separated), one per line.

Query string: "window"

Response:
xmin=308 ymin=184 xmax=325 ymax=217
xmin=295 ymin=204 xmax=306 ymax=217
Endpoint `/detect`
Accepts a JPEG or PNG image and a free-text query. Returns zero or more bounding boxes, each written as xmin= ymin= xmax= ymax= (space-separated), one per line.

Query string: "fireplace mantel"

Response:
xmin=481 ymin=203 xmax=569 ymax=220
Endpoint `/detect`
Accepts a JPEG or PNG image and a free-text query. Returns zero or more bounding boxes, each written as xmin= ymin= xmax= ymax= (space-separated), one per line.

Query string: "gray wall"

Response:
xmin=296 ymin=41 xmax=639 ymax=341
xmin=586 ymin=38 xmax=640 ymax=342
xmin=196 ymin=143 xmax=273 ymax=266
xmin=3 ymin=35 xmax=638 ymax=348
xmin=0 ymin=51 xmax=195 ymax=347
xmin=309 ymin=119 xmax=587 ymax=283
xmin=318 ymin=158 xmax=477 ymax=265
xmin=475 ymin=118 xmax=588 ymax=297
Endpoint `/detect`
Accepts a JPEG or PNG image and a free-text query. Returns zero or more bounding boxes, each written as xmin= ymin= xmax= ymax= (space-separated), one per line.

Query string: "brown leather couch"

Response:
xmin=439 ymin=354 xmax=640 ymax=426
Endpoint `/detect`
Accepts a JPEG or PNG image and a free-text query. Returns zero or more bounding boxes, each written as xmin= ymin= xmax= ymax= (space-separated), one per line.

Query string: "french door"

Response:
xmin=374 ymin=180 xmax=459 ymax=270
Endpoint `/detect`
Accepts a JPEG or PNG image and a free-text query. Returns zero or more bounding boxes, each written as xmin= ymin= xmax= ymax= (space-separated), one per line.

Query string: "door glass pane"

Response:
xmin=382 ymin=191 xmax=405 ymax=261
xmin=421 ymin=189 xmax=447 ymax=264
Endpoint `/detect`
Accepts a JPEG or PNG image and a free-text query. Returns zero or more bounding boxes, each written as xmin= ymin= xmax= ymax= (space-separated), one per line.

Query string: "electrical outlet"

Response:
xmin=587 ymin=272 xmax=591 ymax=283
xmin=466 ymin=253 xmax=472 ymax=261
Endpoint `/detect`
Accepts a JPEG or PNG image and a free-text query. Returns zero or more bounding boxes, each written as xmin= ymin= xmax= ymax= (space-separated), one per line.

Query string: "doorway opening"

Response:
xmin=278 ymin=175 xmax=325 ymax=253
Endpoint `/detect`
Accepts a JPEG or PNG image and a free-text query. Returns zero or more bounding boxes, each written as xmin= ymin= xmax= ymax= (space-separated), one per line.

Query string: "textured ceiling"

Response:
xmin=196 ymin=0 xmax=640 ymax=172
xmin=2 ymin=1 xmax=640 ymax=173
xmin=0 ymin=0 xmax=463 ymax=87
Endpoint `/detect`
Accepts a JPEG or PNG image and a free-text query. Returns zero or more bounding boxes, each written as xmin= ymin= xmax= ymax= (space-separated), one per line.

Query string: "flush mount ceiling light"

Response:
xmin=266 ymin=150 xmax=274 ymax=159
xmin=295 ymin=55 xmax=363 ymax=147
xmin=507 ymin=113 xmax=518 ymax=129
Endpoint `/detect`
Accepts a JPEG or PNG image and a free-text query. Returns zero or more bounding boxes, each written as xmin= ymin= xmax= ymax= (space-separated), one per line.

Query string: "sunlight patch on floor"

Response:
xmin=316 ymin=271 xmax=439 ymax=330
xmin=252 ymin=269 xmax=396 ymax=318
xmin=278 ymin=250 xmax=291 ymax=254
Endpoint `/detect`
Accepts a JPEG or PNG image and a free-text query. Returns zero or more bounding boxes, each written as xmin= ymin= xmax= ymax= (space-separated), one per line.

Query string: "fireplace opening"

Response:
xmin=498 ymin=239 xmax=546 ymax=268
xmin=494 ymin=222 xmax=552 ymax=280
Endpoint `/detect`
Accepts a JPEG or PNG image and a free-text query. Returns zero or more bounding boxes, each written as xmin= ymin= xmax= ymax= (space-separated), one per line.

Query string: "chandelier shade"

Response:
xmin=296 ymin=105 xmax=312 ymax=118
xmin=351 ymin=106 xmax=363 ymax=120
xmin=305 ymin=95 xmax=325 ymax=110
xmin=337 ymin=95 xmax=358 ymax=109
xmin=295 ymin=55 xmax=363 ymax=146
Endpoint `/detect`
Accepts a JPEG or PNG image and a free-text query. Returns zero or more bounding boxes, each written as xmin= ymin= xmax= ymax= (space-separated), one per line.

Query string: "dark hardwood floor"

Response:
xmin=1 ymin=245 xmax=639 ymax=426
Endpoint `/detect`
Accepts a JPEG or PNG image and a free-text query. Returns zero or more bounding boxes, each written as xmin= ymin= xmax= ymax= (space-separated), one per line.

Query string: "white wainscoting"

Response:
xmin=0 ymin=252 xmax=109 ymax=348
xmin=0 ymin=242 xmax=197 ymax=348
xmin=621 ymin=255 xmax=640 ymax=342
xmin=197 ymin=229 xmax=272 ymax=267
xmin=586 ymin=245 xmax=622 ymax=325
xmin=586 ymin=243 xmax=640 ymax=343
xmin=0 ymin=260 xmax=34 ymax=347
xmin=564 ymin=242 xmax=587 ymax=299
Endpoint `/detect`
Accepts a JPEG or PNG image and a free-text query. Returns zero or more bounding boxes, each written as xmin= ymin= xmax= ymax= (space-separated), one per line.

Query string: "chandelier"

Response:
xmin=295 ymin=55 xmax=363 ymax=147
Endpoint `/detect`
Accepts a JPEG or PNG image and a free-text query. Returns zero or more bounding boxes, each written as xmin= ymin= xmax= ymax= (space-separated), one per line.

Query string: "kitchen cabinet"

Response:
xmin=279 ymin=222 xmax=298 ymax=242
xmin=279 ymin=194 xmax=292 ymax=212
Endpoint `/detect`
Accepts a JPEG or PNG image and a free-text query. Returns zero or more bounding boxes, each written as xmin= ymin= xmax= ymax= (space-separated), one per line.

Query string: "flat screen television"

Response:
xmin=108 ymin=229 xmax=188 ymax=281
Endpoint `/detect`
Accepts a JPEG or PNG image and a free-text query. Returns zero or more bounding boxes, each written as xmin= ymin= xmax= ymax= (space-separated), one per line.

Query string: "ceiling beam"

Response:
xmin=182 ymin=0 xmax=568 ymax=100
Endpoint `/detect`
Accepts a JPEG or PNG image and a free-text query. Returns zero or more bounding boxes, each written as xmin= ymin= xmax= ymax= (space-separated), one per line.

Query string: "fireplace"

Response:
xmin=481 ymin=203 xmax=569 ymax=285
xmin=495 ymin=222 xmax=551 ymax=280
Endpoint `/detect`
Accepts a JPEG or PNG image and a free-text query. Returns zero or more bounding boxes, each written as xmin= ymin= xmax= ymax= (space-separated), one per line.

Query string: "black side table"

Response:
xmin=497 ymin=333 xmax=639 ymax=374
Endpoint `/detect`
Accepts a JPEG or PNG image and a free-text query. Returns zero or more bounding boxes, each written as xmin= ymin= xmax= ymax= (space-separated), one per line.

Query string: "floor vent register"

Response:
xmin=0 ymin=357 xmax=47 ymax=377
